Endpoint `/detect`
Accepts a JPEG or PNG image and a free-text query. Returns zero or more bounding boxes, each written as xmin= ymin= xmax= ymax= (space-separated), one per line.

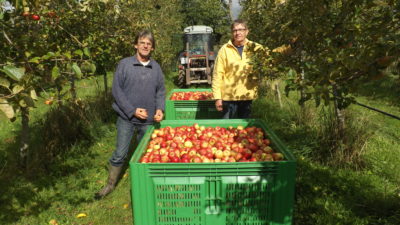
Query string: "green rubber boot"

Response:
xmin=95 ymin=165 xmax=122 ymax=199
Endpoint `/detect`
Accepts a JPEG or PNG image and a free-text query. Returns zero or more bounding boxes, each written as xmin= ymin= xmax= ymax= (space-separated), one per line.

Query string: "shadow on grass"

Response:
xmin=0 ymin=93 xmax=117 ymax=223
xmin=355 ymin=77 xmax=400 ymax=106
xmin=295 ymin=159 xmax=400 ymax=225
xmin=252 ymin=96 xmax=400 ymax=224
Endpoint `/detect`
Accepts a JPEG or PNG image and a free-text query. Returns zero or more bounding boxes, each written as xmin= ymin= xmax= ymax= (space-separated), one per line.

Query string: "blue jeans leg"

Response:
xmin=237 ymin=100 xmax=252 ymax=119
xmin=109 ymin=117 xmax=148 ymax=167
xmin=222 ymin=101 xmax=238 ymax=119
xmin=222 ymin=101 xmax=252 ymax=119
xmin=135 ymin=123 xmax=149 ymax=145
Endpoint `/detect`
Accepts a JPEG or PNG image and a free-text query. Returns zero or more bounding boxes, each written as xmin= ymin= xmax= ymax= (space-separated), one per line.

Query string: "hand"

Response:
xmin=215 ymin=99 xmax=223 ymax=112
xmin=135 ymin=108 xmax=148 ymax=119
xmin=153 ymin=109 xmax=164 ymax=122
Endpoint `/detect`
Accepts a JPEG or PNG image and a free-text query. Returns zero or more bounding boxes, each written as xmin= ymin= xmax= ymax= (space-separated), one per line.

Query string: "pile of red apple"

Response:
xmin=140 ymin=123 xmax=284 ymax=163
xmin=170 ymin=91 xmax=213 ymax=100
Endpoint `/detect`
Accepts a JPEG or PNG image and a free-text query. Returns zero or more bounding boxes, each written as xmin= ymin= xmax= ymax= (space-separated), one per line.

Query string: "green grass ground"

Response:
xmin=0 ymin=73 xmax=399 ymax=225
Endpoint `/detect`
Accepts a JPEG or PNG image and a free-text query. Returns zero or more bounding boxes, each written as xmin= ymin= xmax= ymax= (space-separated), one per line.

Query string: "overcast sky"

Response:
xmin=224 ymin=0 xmax=243 ymax=20
xmin=232 ymin=0 xmax=243 ymax=20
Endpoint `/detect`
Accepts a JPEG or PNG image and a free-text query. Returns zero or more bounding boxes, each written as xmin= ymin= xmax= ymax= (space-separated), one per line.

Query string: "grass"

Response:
xmin=1 ymin=72 xmax=399 ymax=225
xmin=252 ymin=82 xmax=400 ymax=225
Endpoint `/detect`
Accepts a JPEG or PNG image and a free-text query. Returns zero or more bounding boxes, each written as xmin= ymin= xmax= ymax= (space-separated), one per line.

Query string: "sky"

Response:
xmin=231 ymin=0 xmax=243 ymax=20
xmin=224 ymin=0 xmax=243 ymax=20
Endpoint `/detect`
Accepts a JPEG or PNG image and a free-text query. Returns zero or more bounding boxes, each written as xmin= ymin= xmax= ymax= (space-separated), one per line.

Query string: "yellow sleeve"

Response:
xmin=212 ymin=47 xmax=226 ymax=100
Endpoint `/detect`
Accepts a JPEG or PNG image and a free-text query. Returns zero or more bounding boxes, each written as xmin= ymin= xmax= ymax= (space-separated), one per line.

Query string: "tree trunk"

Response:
xmin=103 ymin=71 xmax=108 ymax=98
xmin=332 ymin=85 xmax=345 ymax=138
xmin=19 ymin=107 xmax=30 ymax=168
xmin=273 ymin=81 xmax=283 ymax=108
xmin=299 ymin=51 xmax=306 ymax=107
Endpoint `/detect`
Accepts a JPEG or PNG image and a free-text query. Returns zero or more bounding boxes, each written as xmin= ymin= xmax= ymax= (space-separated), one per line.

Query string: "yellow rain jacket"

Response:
xmin=212 ymin=39 xmax=262 ymax=101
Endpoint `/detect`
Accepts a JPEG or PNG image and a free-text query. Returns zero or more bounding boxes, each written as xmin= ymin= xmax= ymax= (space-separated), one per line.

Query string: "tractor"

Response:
xmin=177 ymin=25 xmax=215 ymax=87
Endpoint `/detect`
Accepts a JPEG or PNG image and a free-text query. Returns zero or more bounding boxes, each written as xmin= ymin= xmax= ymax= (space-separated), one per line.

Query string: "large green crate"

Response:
xmin=165 ymin=89 xmax=223 ymax=120
xmin=129 ymin=119 xmax=296 ymax=225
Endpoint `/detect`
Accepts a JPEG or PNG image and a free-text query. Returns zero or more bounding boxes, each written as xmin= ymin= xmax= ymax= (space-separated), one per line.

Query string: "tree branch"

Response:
xmin=57 ymin=25 xmax=84 ymax=47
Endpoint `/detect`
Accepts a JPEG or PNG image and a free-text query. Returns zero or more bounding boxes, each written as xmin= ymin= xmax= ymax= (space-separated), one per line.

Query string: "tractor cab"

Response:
xmin=177 ymin=25 xmax=215 ymax=87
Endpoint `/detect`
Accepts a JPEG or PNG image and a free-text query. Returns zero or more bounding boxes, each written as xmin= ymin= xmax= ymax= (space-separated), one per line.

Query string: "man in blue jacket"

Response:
xmin=95 ymin=30 xmax=165 ymax=199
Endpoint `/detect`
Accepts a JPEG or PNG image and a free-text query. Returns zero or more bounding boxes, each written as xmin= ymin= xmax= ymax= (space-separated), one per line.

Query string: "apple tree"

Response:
xmin=241 ymin=0 xmax=400 ymax=133
xmin=0 ymin=0 xmax=96 ymax=166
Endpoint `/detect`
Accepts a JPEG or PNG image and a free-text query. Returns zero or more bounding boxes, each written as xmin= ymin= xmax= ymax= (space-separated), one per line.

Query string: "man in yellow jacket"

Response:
xmin=212 ymin=19 xmax=262 ymax=119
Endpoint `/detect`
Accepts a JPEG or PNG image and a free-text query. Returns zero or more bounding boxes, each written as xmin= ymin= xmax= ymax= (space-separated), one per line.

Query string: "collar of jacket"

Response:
xmin=227 ymin=38 xmax=250 ymax=49
xmin=132 ymin=54 xmax=153 ymax=68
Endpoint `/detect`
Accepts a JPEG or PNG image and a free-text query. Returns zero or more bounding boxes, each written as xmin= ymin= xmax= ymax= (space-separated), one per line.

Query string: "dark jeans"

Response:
xmin=109 ymin=116 xmax=149 ymax=167
xmin=222 ymin=100 xmax=253 ymax=119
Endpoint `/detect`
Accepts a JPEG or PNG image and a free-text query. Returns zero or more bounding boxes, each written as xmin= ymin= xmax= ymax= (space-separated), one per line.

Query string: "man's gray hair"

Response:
xmin=134 ymin=30 xmax=156 ymax=49
xmin=231 ymin=19 xmax=248 ymax=31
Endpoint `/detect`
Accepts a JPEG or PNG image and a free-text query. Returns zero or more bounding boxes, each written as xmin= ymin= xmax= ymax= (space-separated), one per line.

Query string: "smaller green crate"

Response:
xmin=129 ymin=119 xmax=296 ymax=225
xmin=165 ymin=89 xmax=222 ymax=120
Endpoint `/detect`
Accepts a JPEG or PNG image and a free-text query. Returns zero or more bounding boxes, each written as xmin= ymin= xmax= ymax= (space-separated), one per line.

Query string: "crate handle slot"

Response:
xmin=205 ymin=177 xmax=222 ymax=215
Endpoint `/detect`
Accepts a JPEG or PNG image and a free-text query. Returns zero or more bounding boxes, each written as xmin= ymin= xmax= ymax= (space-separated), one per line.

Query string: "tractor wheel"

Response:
xmin=177 ymin=69 xmax=187 ymax=88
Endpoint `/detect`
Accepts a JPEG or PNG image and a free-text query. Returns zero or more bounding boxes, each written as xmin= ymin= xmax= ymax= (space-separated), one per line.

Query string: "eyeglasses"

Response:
xmin=138 ymin=41 xmax=152 ymax=47
xmin=232 ymin=28 xmax=247 ymax=33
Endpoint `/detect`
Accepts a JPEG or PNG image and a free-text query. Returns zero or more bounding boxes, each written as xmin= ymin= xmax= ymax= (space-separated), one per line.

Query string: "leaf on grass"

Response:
xmin=1 ymin=65 xmax=25 ymax=81
xmin=49 ymin=219 xmax=58 ymax=225
xmin=123 ymin=203 xmax=129 ymax=209
xmin=76 ymin=213 xmax=87 ymax=218
xmin=0 ymin=98 xmax=15 ymax=119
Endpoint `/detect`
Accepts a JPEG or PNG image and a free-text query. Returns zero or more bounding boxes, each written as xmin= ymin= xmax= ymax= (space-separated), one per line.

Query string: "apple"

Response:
xmin=214 ymin=150 xmax=223 ymax=159
xmin=184 ymin=140 xmax=193 ymax=148
xmin=223 ymin=150 xmax=231 ymax=157
xmin=47 ymin=11 xmax=57 ymax=18
xmin=44 ymin=99 xmax=53 ymax=105
xmin=272 ymin=153 xmax=284 ymax=161
xmin=140 ymin=124 xmax=285 ymax=163
xmin=31 ymin=14 xmax=40 ymax=21
xmin=170 ymin=91 xmax=214 ymax=100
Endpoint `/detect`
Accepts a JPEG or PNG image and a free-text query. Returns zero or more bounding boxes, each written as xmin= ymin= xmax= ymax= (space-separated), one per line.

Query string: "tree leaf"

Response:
xmin=12 ymin=85 xmax=24 ymax=94
xmin=0 ymin=98 xmax=15 ymax=119
xmin=1 ymin=65 xmax=25 ymax=81
xmin=19 ymin=99 xmax=27 ymax=107
xmin=52 ymin=66 xmax=60 ymax=80
xmin=74 ymin=49 xmax=83 ymax=57
xmin=72 ymin=63 xmax=82 ymax=79
xmin=30 ymin=89 xmax=38 ymax=100
xmin=83 ymin=47 xmax=91 ymax=57
xmin=22 ymin=95 xmax=35 ymax=107
xmin=28 ymin=57 xmax=41 ymax=64
xmin=0 ymin=77 xmax=10 ymax=88
xmin=42 ymin=52 xmax=56 ymax=60
xmin=64 ymin=52 xmax=72 ymax=60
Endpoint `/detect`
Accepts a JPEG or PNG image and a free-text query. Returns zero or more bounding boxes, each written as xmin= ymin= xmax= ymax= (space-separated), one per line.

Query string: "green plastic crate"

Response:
xmin=165 ymin=89 xmax=223 ymax=120
xmin=129 ymin=119 xmax=296 ymax=225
